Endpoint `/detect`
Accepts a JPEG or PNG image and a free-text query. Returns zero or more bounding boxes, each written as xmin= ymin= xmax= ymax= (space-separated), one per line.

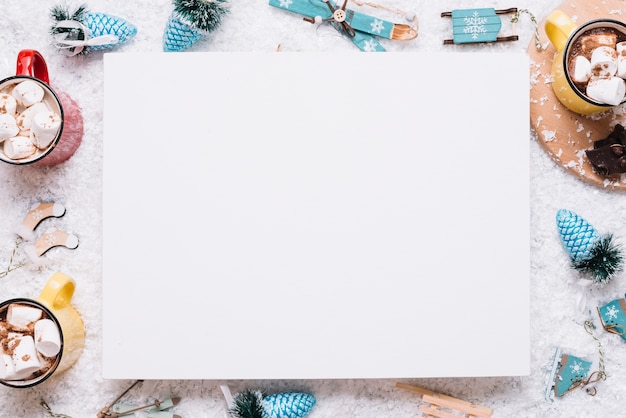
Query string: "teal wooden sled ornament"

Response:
xmin=268 ymin=0 xmax=417 ymax=51
xmin=441 ymin=8 xmax=519 ymax=45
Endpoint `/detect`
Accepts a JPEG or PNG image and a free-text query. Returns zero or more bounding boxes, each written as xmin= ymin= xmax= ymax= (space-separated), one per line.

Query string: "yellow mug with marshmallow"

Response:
xmin=0 ymin=272 xmax=85 ymax=388
xmin=545 ymin=10 xmax=626 ymax=114
xmin=37 ymin=272 xmax=85 ymax=374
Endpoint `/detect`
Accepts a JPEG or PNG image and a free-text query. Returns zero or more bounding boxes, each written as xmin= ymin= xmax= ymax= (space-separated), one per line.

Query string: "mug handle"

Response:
xmin=16 ymin=49 xmax=50 ymax=85
xmin=544 ymin=10 xmax=578 ymax=53
xmin=38 ymin=272 xmax=75 ymax=310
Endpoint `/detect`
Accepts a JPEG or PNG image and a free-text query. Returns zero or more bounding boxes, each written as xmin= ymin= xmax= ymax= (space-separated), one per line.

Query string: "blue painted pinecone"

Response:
xmin=163 ymin=14 xmax=203 ymax=52
xmin=556 ymin=209 xmax=599 ymax=263
xmin=262 ymin=392 xmax=316 ymax=418
xmin=84 ymin=12 xmax=137 ymax=50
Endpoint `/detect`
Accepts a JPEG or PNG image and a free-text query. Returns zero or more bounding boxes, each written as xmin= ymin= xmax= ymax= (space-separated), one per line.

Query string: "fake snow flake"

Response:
xmin=542 ymin=129 xmax=556 ymax=142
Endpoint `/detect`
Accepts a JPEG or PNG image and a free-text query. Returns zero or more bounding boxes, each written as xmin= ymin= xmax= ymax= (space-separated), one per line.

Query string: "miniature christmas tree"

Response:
xmin=556 ymin=209 xmax=623 ymax=285
xmin=163 ymin=0 xmax=229 ymax=52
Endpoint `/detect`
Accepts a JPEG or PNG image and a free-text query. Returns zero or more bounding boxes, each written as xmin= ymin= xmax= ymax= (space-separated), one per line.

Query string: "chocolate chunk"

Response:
xmin=586 ymin=124 xmax=626 ymax=175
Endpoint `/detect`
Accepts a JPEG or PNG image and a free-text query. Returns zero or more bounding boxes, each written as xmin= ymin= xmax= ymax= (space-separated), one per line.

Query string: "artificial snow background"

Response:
xmin=0 ymin=0 xmax=625 ymax=416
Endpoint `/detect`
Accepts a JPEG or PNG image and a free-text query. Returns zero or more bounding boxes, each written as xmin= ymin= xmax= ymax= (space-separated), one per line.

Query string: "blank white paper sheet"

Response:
xmin=102 ymin=52 xmax=530 ymax=380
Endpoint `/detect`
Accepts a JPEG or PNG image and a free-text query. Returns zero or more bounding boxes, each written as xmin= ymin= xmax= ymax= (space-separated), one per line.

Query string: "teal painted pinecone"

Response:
xmin=262 ymin=392 xmax=316 ymax=418
xmin=84 ymin=12 xmax=137 ymax=51
xmin=556 ymin=209 xmax=623 ymax=285
xmin=163 ymin=13 xmax=203 ymax=52
xmin=556 ymin=209 xmax=599 ymax=263
xmin=50 ymin=5 xmax=137 ymax=55
xmin=230 ymin=390 xmax=316 ymax=418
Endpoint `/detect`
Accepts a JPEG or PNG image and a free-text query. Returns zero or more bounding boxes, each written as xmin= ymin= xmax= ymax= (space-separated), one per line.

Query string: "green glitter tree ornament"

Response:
xmin=229 ymin=389 xmax=316 ymax=418
xmin=556 ymin=209 xmax=623 ymax=285
xmin=163 ymin=0 xmax=229 ymax=52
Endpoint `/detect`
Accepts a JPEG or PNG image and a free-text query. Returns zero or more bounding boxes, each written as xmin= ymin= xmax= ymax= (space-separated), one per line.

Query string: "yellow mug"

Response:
xmin=0 ymin=272 xmax=85 ymax=388
xmin=545 ymin=10 xmax=626 ymax=115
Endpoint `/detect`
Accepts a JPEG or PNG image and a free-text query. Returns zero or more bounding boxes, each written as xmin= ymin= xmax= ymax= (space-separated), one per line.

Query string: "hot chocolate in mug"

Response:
xmin=545 ymin=10 xmax=626 ymax=115
xmin=0 ymin=49 xmax=83 ymax=166
xmin=0 ymin=272 xmax=85 ymax=388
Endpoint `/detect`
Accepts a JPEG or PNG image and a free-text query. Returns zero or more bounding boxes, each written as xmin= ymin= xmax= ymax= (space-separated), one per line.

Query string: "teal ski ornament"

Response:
xmin=442 ymin=8 xmax=519 ymax=45
xmin=268 ymin=0 xmax=417 ymax=52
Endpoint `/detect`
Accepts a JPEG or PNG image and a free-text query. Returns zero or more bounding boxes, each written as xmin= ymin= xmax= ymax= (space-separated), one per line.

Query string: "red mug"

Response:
xmin=0 ymin=50 xmax=82 ymax=166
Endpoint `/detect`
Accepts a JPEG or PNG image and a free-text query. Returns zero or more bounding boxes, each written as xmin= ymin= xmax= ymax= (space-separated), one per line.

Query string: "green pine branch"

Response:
xmin=50 ymin=4 xmax=87 ymax=33
xmin=173 ymin=0 xmax=229 ymax=32
xmin=573 ymin=234 xmax=623 ymax=285
xmin=229 ymin=390 xmax=264 ymax=418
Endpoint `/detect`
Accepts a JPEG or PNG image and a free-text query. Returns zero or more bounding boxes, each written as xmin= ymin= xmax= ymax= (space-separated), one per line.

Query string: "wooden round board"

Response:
xmin=528 ymin=0 xmax=626 ymax=191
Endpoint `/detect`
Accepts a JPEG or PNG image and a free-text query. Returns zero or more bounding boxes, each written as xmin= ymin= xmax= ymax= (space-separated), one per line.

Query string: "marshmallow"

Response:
xmin=581 ymin=33 xmax=618 ymax=56
xmin=587 ymin=76 xmax=626 ymax=105
xmin=11 ymin=80 xmax=44 ymax=107
xmin=34 ymin=319 xmax=61 ymax=357
xmin=15 ymin=102 xmax=48 ymax=132
xmin=0 ymin=93 xmax=17 ymax=115
xmin=30 ymin=111 xmax=61 ymax=149
xmin=3 ymin=136 xmax=37 ymax=160
xmin=6 ymin=304 xmax=43 ymax=330
xmin=616 ymin=42 xmax=626 ymax=78
xmin=571 ymin=56 xmax=592 ymax=83
xmin=0 ymin=113 xmax=19 ymax=142
xmin=0 ymin=354 xmax=16 ymax=380
xmin=10 ymin=335 xmax=41 ymax=378
xmin=591 ymin=46 xmax=618 ymax=78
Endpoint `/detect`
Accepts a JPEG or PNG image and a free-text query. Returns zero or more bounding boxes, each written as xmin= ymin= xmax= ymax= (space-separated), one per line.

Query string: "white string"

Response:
xmin=52 ymin=20 xmax=119 ymax=56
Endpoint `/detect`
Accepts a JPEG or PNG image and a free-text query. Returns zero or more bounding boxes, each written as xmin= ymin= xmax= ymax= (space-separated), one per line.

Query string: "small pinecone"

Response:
xmin=556 ymin=209 xmax=599 ymax=263
xmin=262 ymin=392 xmax=316 ymax=418
xmin=556 ymin=209 xmax=623 ymax=285
xmin=84 ymin=12 xmax=137 ymax=51
xmin=163 ymin=13 xmax=203 ymax=52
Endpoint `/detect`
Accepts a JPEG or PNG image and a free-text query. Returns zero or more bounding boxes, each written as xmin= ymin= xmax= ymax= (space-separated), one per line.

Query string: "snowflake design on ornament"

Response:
xmin=363 ymin=39 xmax=378 ymax=52
xmin=279 ymin=0 xmax=293 ymax=8
xmin=30 ymin=210 xmax=45 ymax=221
xmin=44 ymin=234 xmax=58 ymax=246
xmin=370 ymin=19 xmax=385 ymax=34
xmin=569 ymin=360 xmax=584 ymax=374
xmin=605 ymin=305 xmax=620 ymax=320
xmin=463 ymin=10 xmax=488 ymax=40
